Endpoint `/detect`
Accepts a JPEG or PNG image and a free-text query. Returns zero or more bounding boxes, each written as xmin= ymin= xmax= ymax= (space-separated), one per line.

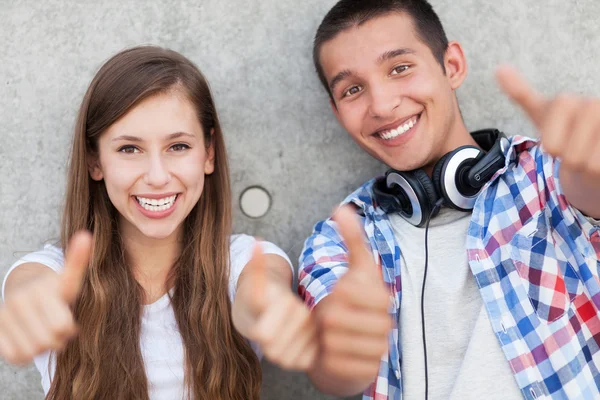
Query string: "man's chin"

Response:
xmin=382 ymin=155 xmax=430 ymax=173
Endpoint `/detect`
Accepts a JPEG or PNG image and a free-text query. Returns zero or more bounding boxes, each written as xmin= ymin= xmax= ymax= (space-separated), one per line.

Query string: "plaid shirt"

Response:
xmin=298 ymin=136 xmax=600 ymax=400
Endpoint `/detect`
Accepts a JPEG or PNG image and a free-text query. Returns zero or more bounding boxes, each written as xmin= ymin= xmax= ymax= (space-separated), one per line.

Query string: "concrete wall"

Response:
xmin=1 ymin=0 xmax=599 ymax=398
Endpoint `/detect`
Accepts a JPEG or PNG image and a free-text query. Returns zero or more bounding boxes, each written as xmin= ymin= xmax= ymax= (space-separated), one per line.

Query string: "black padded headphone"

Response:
xmin=373 ymin=129 xmax=509 ymax=227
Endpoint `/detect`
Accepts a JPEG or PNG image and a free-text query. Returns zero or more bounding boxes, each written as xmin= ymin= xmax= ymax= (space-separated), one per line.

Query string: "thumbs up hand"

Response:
xmin=0 ymin=231 xmax=92 ymax=365
xmin=311 ymin=206 xmax=392 ymax=384
xmin=232 ymin=245 xmax=318 ymax=371
xmin=497 ymin=65 xmax=600 ymax=178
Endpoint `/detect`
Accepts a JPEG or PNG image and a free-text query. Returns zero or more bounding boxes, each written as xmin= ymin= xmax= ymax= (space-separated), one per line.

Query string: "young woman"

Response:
xmin=0 ymin=46 xmax=316 ymax=400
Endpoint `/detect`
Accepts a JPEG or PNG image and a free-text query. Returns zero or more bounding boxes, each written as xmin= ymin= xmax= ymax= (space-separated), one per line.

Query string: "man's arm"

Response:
xmin=497 ymin=66 xmax=600 ymax=219
xmin=299 ymin=207 xmax=392 ymax=396
xmin=560 ymin=165 xmax=600 ymax=219
xmin=307 ymin=297 xmax=386 ymax=396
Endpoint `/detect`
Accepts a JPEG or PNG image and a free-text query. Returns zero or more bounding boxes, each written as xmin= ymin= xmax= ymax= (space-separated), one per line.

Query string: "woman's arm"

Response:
xmin=0 ymin=232 xmax=91 ymax=365
xmin=232 ymin=248 xmax=317 ymax=371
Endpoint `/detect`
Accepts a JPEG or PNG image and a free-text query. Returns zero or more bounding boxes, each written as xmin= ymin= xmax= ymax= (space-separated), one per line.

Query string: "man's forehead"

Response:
xmin=319 ymin=13 xmax=422 ymax=77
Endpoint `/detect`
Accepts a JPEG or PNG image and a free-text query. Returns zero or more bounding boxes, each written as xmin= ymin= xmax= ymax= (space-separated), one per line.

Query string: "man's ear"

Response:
xmin=204 ymin=128 xmax=215 ymax=175
xmin=444 ymin=41 xmax=468 ymax=90
xmin=88 ymin=155 xmax=103 ymax=181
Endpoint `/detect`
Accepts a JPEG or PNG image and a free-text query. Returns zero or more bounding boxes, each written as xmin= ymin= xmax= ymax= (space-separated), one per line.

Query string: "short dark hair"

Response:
xmin=313 ymin=0 xmax=449 ymax=97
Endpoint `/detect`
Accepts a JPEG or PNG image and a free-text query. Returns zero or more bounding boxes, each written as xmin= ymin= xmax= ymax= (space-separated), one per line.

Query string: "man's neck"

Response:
xmin=423 ymin=118 xmax=479 ymax=176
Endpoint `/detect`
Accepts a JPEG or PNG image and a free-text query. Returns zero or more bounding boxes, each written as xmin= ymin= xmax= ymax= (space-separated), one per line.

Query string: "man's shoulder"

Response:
xmin=492 ymin=134 xmax=545 ymax=180
xmin=301 ymin=178 xmax=381 ymax=249
xmin=340 ymin=177 xmax=378 ymax=210
xmin=505 ymin=134 xmax=540 ymax=162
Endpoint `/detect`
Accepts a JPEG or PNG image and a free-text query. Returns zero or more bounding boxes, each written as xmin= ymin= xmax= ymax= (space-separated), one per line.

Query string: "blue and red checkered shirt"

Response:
xmin=298 ymin=136 xmax=600 ymax=400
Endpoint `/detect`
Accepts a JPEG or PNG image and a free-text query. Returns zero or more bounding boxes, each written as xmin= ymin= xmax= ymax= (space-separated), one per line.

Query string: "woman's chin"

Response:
xmin=132 ymin=221 xmax=182 ymax=242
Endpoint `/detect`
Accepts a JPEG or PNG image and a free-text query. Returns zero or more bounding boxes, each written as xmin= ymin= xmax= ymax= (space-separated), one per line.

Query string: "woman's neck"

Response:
xmin=120 ymin=223 xmax=183 ymax=304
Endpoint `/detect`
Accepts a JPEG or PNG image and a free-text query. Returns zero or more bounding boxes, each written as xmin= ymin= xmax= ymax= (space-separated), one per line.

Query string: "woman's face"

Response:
xmin=90 ymin=90 xmax=214 ymax=242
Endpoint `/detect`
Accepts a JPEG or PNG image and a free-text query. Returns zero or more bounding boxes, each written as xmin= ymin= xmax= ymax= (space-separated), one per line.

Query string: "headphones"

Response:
xmin=373 ymin=129 xmax=509 ymax=227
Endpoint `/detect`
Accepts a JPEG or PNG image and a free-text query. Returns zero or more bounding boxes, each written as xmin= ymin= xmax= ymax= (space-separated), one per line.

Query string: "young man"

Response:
xmin=298 ymin=1 xmax=600 ymax=399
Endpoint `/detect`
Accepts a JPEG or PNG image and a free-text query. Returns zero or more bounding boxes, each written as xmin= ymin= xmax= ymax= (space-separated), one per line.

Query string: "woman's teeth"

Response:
xmin=135 ymin=195 xmax=177 ymax=212
xmin=379 ymin=115 xmax=418 ymax=140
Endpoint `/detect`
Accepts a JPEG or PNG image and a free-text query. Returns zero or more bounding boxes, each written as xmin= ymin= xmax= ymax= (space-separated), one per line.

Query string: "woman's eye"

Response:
xmin=118 ymin=145 xmax=139 ymax=154
xmin=391 ymin=65 xmax=409 ymax=75
xmin=170 ymin=143 xmax=191 ymax=152
xmin=343 ymin=86 xmax=362 ymax=97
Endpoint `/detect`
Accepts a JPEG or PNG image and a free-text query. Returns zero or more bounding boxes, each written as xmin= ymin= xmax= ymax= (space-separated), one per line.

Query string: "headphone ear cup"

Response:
xmin=432 ymin=153 xmax=452 ymax=206
xmin=433 ymin=146 xmax=483 ymax=211
xmin=409 ymin=169 xmax=439 ymax=226
xmin=385 ymin=170 xmax=437 ymax=227
xmin=411 ymin=169 xmax=438 ymax=213
xmin=373 ymin=176 xmax=404 ymax=214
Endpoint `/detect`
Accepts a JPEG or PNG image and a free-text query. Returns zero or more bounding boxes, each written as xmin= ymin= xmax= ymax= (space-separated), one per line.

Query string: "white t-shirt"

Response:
xmin=389 ymin=207 xmax=522 ymax=400
xmin=1 ymin=234 xmax=292 ymax=400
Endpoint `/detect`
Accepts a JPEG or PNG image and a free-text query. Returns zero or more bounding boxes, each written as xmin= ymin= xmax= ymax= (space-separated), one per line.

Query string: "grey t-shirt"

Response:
xmin=389 ymin=207 xmax=523 ymax=400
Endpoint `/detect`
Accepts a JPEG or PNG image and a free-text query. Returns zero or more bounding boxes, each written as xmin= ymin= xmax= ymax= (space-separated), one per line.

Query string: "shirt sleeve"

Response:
xmin=228 ymin=234 xmax=293 ymax=302
xmin=297 ymin=217 xmax=351 ymax=310
xmin=2 ymin=244 xmax=64 ymax=302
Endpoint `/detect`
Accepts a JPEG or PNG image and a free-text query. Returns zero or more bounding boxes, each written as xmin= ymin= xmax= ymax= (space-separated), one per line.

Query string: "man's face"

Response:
xmin=320 ymin=12 xmax=465 ymax=172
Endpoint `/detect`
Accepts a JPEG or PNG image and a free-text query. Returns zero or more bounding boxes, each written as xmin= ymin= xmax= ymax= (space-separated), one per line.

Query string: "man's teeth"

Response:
xmin=379 ymin=116 xmax=418 ymax=140
xmin=135 ymin=195 xmax=177 ymax=212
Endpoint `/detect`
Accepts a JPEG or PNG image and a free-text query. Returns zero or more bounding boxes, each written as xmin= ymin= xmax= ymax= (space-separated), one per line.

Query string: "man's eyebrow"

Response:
xmin=329 ymin=69 xmax=354 ymax=93
xmin=378 ymin=48 xmax=415 ymax=64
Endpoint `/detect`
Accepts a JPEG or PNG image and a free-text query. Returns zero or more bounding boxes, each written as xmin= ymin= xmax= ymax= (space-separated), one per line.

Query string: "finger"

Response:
xmin=245 ymin=243 xmax=268 ymax=313
xmin=561 ymin=100 xmax=600 ymax=170
xmin=540 ymin=95 xmax=580 ymax=157
xmin=0 ymin=309 xmax=19 ymax=363
xmin=294 ymin=335 xmax=318 ymax=371
xmin=587 ymin=136 xmax=600 ymax=176
xmin=60 ymin=231 xmax=92 ymax=303
xmin=277 ymin=319 xmax=318 ymax=371
xmin=0 ymin=330 xmax=18 ymax=363
xmin=249 ymin=291 xmax=295 ymax=345
xmin=332 ymin=206 xmax=374 ymax=273
xmin=10 ymin=296 xmax=62 ymax=355
xmin=322 ymin=330 xmax=388 ymax=360
xmin=260 ymin=301 xmax=313 ymax=368
xmin=320 ymin=304 xmax=392 ymax=335
xmin=332 ymin=276 xmax=390 ymax=311
xmin=320 ymin=353 xmax=381 ymax=382
xmin=496 ymin=65 xmax=546 ymax=126
xmin=38 ymin=296 xmax=78 ymax=342
xmin=0 ymin=307 xmax=36 ymax=364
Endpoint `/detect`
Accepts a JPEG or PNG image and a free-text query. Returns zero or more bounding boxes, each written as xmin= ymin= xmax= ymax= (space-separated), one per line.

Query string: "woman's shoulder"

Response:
xmin=228 ymin=234 xmax=292 ymax=273
xmin=2 ymin=244 xmax=64 ymax=301
xmin=229 ymin=233 xmax=255 ymax=250
xmin=9 ymin=243 xmax=65 ymax=273
xmin=229 ymin=234 xmax=290 ymax=262
xmin=229 ymin=234 xmax=257 ymax=269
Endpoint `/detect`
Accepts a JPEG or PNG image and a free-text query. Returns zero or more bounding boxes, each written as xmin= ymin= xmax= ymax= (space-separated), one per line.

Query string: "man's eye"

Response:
xmin=391 ymin=65 xmax=409 ymax=75
xmin=343 ymin=86 xmax=362 ymax=97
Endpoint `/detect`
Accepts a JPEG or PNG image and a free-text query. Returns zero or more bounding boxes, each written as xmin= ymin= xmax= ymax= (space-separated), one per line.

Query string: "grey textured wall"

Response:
xmin=1 ymin=0 xmax=599 ymax=399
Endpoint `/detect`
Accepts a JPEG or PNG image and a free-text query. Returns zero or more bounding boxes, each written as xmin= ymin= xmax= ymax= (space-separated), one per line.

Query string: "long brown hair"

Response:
xmin=48 ymin=46 xmax=261 ymax=399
